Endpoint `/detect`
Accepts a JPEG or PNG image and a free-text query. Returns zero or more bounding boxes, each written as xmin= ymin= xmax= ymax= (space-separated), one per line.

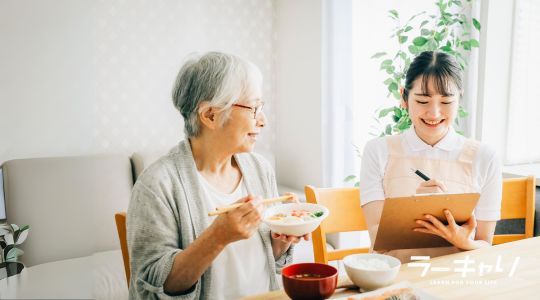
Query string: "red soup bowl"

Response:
xmin=282 ymin=263 xmax=338 ymax=300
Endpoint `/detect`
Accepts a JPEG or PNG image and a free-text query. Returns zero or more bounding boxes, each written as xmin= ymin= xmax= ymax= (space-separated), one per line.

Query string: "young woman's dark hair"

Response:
xmin=402 ymin=51 xmax=463 ymax=101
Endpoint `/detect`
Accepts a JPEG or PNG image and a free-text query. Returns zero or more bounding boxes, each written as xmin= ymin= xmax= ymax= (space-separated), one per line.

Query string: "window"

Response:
xmin=505 ymin=0 xmax=540 ymax=164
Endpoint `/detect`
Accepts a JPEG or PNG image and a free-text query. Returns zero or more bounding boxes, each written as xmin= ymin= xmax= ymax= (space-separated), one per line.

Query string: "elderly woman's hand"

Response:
xmin=416 ymin=179 xmax=447 ymax=194
xmin=271 ymin=232 xmax=310 ymax=243
xmin=211 ymin=195 xmax=263 ymax=245
xmin=283 ymin=192 xmax=300 ymax=204
xmin=270 ymin=231 xmax=309 ymax=259
xmin=271 ymin=192 xmax=307 ymax=243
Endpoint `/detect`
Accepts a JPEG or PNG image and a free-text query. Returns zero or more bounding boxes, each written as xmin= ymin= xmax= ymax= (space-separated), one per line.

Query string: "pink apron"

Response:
xmin=370 ymin=134 xmax=480 ymax=263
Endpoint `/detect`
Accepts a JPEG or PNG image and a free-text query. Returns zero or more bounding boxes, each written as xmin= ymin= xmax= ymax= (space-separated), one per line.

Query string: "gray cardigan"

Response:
xmin=126 ymin=140 xmax=293 ymax=300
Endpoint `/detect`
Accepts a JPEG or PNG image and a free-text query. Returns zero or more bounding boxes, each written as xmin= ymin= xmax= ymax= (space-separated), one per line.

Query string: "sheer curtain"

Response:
xmin=505 ymin=0 xmax=540 ymax=164
xmin=321 ymin=0 xmax=356 ymax=187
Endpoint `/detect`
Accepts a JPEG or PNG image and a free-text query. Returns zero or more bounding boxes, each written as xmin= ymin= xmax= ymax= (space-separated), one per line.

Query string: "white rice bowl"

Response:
xmin=343 ymin=253 xmax=401 ymax=290
xmin=262 ymin=203 xmax=329 ymax=236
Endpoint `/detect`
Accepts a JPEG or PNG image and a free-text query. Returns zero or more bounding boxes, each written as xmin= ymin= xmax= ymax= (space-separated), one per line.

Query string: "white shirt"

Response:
xmin=359 ymin=127 xmax=502 ymax=221
xmin=198 ymin=173 xmax=271 ymax=300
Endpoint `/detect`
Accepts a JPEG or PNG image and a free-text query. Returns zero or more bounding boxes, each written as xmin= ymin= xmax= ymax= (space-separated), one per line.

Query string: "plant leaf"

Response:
xmin=6 ymin=248 xmax=24 ymax=261
xmin=389 ymin=9 xmax=399 ymax=19
xmin=440 ymin=45 xmax=453 ymax=53
xmin=413 ymin=36 xmax=428 ymax=46
xmin=371 ymin=52 xmax=387 ymax=59
xmin=408 ymin=45 xmax=419 ymax=55
xmin=344 ymin=175 xmax=357 ymax=182
xmin=421 ymin=28 xmax=431 ymax=36
xmin=388 ymin=82 xmax=398 ymax=92
xmin=404 ymin=26 xmax=413 ymax=32
xmin=399 ymin=51 xmax=407 ymax=60
xmin=434 ymin=31 xmax=442 ymax=42
xmin=392 ymin=90 xmax=401 ymax=100
xmin=15 ymin=228 xmax=29 ymax=245
xmin=427 ymin=39 xmax=438 ymax=51
xmin=378 ymin=107 xmax=394 ymax=118
xmin=458 ymin=106 xmax=469 ymax=118
xmin=4 ymin=233 xmax=13 ymax=245
xmin=420 ymin=20 xmax=429 ymax=28
xmin=394 ymin=107 xmax=402 ymax=118
xmin=399 ymin=36 xmax=408 ymax=44
xmin=3 ymin=244 xmax=14 ymax=260
xmin=472 ymin=18 xmax=481 ymax=30
xmin=0 ymin=226 xmax=11 ymax=236
xmin=385 ymin=124 xmax=392 ymax=135
xmin=470 ymin=39 xmax=479 ymax=48
xmin=380 ymin=59 xmax=393 ymax=70
xmin=354 ymin=182 xmax=360 ymax=187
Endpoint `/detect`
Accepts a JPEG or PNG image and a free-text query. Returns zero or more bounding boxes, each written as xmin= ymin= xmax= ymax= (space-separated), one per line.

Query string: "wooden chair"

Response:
xmin=114 ymin=212 xmax=130 ymax=287
xmin=305 ymin=185 xmax=369 ymax=264
xmin=493 ymin=176 xmax=536 ymax=245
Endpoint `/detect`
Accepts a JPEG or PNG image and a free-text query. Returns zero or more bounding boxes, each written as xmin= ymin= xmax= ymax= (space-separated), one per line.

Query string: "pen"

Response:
xmin=411 ymin=168 xmax=430 ymax=181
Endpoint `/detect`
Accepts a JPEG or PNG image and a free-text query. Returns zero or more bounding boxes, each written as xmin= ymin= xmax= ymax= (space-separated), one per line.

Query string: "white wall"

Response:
xmin=274 ymin=0 xmax=324 ymax=189
xmin=0 ymin=0 xmax=277 ymax=164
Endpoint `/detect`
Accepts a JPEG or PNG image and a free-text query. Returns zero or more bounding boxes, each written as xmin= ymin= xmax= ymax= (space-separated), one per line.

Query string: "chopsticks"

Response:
xmin=207 ymin=195 xmax=294 ymax=216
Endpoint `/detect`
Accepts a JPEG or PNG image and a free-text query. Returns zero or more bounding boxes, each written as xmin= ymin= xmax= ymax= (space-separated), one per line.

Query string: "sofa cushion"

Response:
xmin=130 ymin=150 xmax=168 ymax=182
xmin=2 ymin=155 xmax=133 ymax=266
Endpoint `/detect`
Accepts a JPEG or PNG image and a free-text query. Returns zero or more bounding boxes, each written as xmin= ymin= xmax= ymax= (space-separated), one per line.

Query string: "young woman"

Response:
xmin=359 ymin=51 xmax=502 ymax=263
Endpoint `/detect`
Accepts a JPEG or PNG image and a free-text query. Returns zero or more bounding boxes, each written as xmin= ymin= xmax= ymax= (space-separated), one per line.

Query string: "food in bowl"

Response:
xmin=343 ymin=254 xmax=401 ymax=291
xmin=267 ymin=209 xmax=325 ymax=223
xmin=262 ymin=203 xmax=329 ymax=236
xmin=282 ymin=263 xmax=338 ymax=300
xmin=347 ymin=257 xmax=391 ymax=271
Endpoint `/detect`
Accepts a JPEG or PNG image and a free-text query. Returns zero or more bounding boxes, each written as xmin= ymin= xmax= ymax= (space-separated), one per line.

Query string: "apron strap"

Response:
xmin=386 ymin=134 xmax=404 ymax=156
xmin=457 ymin=139 xmax=480 ymax=164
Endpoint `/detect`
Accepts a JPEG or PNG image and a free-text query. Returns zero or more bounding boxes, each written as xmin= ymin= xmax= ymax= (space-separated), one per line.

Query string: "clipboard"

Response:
xmin=373 ymin=193 xmax=480 ymax=250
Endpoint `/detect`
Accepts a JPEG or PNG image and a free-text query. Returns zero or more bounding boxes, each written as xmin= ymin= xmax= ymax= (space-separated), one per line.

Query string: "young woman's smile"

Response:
xmin=403 ymin=78 xmax=459 ymax=146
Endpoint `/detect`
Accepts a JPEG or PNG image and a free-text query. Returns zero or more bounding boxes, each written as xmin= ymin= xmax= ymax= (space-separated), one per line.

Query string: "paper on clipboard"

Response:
xmin=373 ymin=193 xmax=480 ymax=250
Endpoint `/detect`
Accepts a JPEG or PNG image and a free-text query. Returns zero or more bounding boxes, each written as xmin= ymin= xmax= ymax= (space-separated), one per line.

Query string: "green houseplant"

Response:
xmin=346 ymin=0 xmax=481 ymax=185
xmin=373 ymin=0 xmax=480 ymax=136
xmin=0 ymin=223 xmax=30 ymax=278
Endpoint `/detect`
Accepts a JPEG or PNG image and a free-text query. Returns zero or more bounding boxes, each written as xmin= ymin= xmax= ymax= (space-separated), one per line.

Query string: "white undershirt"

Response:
xmin=359 ymin=127 xmax=502 ymax=221
xmin=198 ymin=173 xmax=270 ymax=300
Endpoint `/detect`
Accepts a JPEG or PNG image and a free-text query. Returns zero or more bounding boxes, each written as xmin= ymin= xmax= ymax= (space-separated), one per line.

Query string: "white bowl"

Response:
xmin=262 ymin=203 xmax=329 ymax=236
xmin=343 ymin=253 xmax=401 ymax=291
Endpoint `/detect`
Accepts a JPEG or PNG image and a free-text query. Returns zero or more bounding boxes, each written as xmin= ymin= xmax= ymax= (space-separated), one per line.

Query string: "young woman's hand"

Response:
xmin=416 ymin=179 xmax=448 ymax=194
xmin=211 ymin=195 xmax=263 ymax=245
xmin=413 ymin=209 xmax=477 ymax=250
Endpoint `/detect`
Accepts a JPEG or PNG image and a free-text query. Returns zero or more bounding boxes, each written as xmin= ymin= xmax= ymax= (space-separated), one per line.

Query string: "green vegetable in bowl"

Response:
xmin=311 ymin=211 xmax=324 ymax=218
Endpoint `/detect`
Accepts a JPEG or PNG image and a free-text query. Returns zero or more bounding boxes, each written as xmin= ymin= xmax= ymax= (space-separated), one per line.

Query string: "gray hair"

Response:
xmin=172 ymin=52 xmax=263 ymax=137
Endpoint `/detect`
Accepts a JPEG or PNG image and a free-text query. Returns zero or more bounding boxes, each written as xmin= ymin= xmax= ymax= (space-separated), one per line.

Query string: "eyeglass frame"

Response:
xmin=231 ymin=102 xmax=265 ymax=119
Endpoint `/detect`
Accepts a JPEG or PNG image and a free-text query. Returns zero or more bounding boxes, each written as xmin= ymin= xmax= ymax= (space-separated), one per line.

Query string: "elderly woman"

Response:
xmin=126 ymin=52 xmax=303 ymax=300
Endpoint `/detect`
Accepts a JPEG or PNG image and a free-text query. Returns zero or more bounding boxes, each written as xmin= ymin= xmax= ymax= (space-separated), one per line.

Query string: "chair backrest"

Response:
xmin=305 ymin=185 xmax=369 ymax=264
xmin=2 ymin=155 xmax=133 ymax=266
xmin=493 ymin=176 xmax=536 ymax=245
xmin=115 ymin=212 xmax=130 ymax=286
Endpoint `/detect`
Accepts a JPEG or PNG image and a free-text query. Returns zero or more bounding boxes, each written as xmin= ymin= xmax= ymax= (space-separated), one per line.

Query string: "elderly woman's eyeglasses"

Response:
xmin=232 ymin=103 xmax=265 ymax=119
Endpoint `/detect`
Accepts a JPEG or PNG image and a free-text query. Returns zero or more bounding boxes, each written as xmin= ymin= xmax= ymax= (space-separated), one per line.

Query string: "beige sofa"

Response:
xmin=1 ymin=151 xmax=332 ymax=299
xmin=1 ymin=151 xmax=168 ymax=299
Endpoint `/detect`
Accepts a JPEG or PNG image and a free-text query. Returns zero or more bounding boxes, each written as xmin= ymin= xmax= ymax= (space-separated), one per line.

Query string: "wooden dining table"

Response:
xmin=243 ymin=236 xmax=540 ymax=300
